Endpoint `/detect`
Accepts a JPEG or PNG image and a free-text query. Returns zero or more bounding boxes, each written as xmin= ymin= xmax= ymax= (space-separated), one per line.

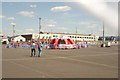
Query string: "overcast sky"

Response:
xmin=1 ymin=1 xmax=118 ymax=36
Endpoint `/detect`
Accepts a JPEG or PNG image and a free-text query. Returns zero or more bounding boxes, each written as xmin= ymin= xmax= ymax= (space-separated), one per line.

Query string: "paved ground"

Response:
xmin=2 ymin=45 xmax=118 ymax=78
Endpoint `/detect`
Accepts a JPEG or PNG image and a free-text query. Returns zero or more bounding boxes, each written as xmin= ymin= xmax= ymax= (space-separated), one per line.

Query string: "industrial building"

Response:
xmin=26 ymin=32 xmax=99 ymax=42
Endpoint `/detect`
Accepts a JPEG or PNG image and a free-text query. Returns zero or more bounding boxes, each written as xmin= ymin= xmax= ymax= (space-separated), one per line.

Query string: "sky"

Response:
xmin=1 ymin=1 xmax=118 ymax=36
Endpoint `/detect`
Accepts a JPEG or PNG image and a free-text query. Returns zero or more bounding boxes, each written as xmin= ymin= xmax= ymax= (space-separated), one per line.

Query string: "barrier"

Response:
xmin=49 ymin=44 xmax=89 ymax=49
xmin=5 ymin=44 xmax=89 ymax=49
xmin=5 ymin=44 xmax=31 ymax=48
xmin=18 ymin=45 xmax=31 ymax=48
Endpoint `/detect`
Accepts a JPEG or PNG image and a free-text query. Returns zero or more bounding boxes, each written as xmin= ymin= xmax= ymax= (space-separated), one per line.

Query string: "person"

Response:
xmin=31 ymin=42 xmax=36 ymax=57
xmin=6 ymin=41 xmax=10 ymax=48
xmin=13 ymin=43 xmax=17 ymax=48
xmin=38 ymin=42 xmax=43 ymax=57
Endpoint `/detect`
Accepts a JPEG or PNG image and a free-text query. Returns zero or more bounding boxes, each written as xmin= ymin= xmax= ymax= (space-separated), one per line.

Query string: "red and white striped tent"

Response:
xmin=50 ymin=36 xmax=74 ymax=45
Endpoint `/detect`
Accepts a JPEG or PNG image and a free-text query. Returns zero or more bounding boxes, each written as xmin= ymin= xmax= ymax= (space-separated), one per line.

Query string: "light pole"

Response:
xmin=102 ymin=21 xmax=105 ymax=47
xmin=38 ymin=17 xmax=41 ymax=41
xmin=75 ymin=27 xmax=77 ymax=44
xmin=12 ymin=24 xmax=15 ymax=36
xmin=51 ymin=29 xmax=52 ymax=40
xmin=11 ymin=23 xmax=16 ymax=37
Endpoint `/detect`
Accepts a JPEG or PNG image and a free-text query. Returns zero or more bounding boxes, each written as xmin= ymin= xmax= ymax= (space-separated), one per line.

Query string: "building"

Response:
xmin=21 ymin=34 xmax=32 ymax=42
xmin=98 ymin=36 xmax=118 ymax=41
xmin=8 ymin=32 xmax=99 ymax=42
xmin=10 ymin=35 xmax=26 ymax=42
xmin=1 ymin=34 xmax=8 ymax=44
xmin=31 ymin=32 xmax=99 ymax=42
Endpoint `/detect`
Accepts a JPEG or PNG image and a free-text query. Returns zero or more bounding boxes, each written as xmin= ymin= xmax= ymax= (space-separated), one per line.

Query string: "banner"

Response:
xmin=5 ymin=44 xmax=31 ymax=48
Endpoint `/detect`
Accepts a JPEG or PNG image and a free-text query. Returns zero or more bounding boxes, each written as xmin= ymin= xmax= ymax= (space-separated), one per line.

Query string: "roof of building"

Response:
xmin=9 ymin=35 xmax=26 ymax=38
xmin=21 ymin=34 xmax=32 ymax=40
xmin=41 ymin=32 xmax=92 ymax=36
xmin=8 ymin=35 xmax=32 ymax=41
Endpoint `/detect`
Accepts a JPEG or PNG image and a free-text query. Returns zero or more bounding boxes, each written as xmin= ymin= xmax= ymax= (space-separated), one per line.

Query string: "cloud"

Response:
xmin=73 ymin=21 xmax=90 ymax=25
xmin=87 ymin=24 xmax=98 ymax=28
xmin=15 ymin=29 xmax=35 ymax=35
xmin=43 ymin=19 xmax=57 ymax=24
xmin=78 ymin=22 xmax=89 ymax=25
xmin=30 ymin=4 xmax=37 ymax=8
xmin=47 ymin=24 xmax=55 ymax=27
xmin=0 ymin=16 xmax=5 ymax=18
xmin=43 ymin=19 xmax=57 ymax=28
xmin=17 ymin=11 xmax=35 ymax=17
xmin=51 ymin=6 xmax=71 ymax=12
xmin=7 ymin=17 xmax=15 ymax=20
xmin=10 ymin=23 xmax=16 ymax=26
xmin=25 ymin=29 xmax=34 ymax=32
xmin=58 ymin=27 xmax=67 ymax=30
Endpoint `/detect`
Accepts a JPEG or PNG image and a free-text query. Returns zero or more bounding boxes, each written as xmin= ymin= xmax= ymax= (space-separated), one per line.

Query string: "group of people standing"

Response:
xmin=31 ymin=42 xmax=43 ymax=57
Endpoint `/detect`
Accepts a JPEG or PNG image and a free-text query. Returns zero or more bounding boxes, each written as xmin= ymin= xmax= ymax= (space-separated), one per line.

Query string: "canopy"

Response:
xmin=50 ymin=36 xmax=74 ymax=45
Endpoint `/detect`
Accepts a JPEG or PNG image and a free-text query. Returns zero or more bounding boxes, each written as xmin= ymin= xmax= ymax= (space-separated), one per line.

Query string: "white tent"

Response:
xmin=13 ymin=36 xmax=26 ymax=42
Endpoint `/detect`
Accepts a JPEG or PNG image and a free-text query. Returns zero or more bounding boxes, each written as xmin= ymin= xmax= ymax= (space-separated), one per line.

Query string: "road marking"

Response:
xmin=69 ymin=53 xmax=118 ymax=58
xmin=3 ymin=56 xmax=118 ymax=70
xmin=2 ymin=57 xmax=59 ymax=61
xmin=7 ymin=61 xmax=55 ymax=78
xmin=58 ymin=57 xmax=118 ymax=69
xmin=2 ymin=53 xmax=118 ymax=61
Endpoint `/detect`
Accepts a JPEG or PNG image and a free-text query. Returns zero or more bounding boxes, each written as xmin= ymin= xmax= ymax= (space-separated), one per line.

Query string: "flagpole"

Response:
xmin=103 ymin=21 xmax=105 ymax=46
xmin=39 ymin=17 xmax=41 ymax=42
xmin=102 ymin=21 xmax=105 ymax=47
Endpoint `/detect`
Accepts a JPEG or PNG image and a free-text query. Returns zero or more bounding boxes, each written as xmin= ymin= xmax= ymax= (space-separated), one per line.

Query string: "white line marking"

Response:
xmin=7 ymin=61 xmax=55 ymax=78
xmin=2 ymin=53 xmax=118 ymax=61
xmin=59 ymin=57 xmax=118 ymax=69
xmin=2 ymin=57 xmax=59 ymax=61
xmin=69 ymin=53 xmax=118 ymax=58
